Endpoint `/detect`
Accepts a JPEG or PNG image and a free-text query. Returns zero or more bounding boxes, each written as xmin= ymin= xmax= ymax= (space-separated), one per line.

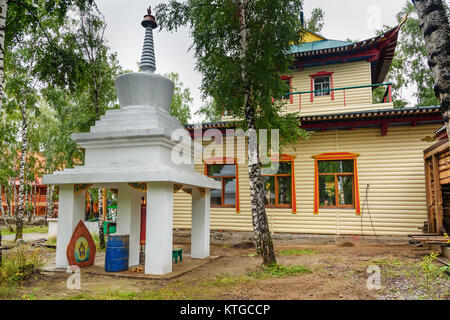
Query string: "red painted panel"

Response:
xmin=140 ymin=204 xmax=146 ymax=245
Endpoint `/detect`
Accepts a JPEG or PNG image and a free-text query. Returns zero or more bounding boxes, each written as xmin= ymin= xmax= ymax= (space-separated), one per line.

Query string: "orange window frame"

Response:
xmin=313 ymin=152 xmax=361 ymax=215
xmin=262 ymin=154 xmax=297 ymax=214
xmin=204 ymin=157 xmax=240 ymax=213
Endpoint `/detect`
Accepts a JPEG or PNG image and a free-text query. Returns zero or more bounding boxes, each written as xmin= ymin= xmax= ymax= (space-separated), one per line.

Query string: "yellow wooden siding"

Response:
xmin=288 ymin=60 xmax=380 ymax=115
xmin=173 ymin=124 xmax=440 ymax=236
xmin=221 ymin=60 xmax=392 ymax=123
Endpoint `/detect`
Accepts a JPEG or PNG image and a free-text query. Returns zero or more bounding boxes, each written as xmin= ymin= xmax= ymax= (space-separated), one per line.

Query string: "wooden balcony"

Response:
xmin=284 ymin=82 xmax=394 ymax=116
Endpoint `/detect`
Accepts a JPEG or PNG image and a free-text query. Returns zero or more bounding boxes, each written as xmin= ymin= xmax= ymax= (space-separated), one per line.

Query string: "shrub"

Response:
xmin=0 ymin=245 xmax=45 ymax=284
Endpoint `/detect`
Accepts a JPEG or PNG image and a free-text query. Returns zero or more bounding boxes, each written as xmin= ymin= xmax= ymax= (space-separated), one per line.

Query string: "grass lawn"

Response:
xmin=0 ymin=226 xmax=48 ymax=236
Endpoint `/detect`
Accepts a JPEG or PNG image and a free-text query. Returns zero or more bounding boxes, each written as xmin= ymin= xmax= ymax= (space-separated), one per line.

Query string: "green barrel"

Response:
xmin=105 ymin=235 xmax=129 ymax=272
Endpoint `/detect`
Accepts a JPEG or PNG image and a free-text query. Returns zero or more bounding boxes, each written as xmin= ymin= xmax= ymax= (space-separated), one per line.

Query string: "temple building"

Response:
xmin=173 ymin=24 xmax=446 ymax=237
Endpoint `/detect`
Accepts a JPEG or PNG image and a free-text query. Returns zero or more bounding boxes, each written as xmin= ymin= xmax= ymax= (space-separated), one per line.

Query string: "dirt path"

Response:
xmin=7 ymin=243 xmax=450 ymax=300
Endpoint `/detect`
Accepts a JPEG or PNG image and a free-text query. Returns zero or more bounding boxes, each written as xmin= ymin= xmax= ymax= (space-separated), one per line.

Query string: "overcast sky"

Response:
xmin=95 ymin=0 xmax=407 ymax=122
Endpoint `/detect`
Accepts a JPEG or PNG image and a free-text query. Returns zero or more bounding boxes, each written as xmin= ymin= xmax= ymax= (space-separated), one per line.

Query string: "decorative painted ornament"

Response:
xmin=66 ymin=220 xmax=96 ymax=267
xmin=74 ymin=184 xmax=93 ymax=194
xmin=128 ymin=182 xmax=147 ymax=193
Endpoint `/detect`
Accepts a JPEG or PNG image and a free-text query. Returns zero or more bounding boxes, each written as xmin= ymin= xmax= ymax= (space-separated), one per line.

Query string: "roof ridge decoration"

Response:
xmin=291 ymin=17 xmax=408 ymax=84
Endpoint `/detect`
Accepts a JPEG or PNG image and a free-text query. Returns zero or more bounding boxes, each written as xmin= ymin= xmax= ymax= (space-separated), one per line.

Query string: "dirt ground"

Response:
xmin=5 ymin=241 xmax=449 ymax=300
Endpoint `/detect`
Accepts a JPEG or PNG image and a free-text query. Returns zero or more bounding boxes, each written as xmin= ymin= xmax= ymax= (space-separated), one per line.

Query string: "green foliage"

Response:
xmin=0 ymin=245 xmax=44 ymax=284
xmin=212 ymin=272 xmax=239 ymax=285
xmin=91 ymin=232 xmax=106 ymax=252
xmin=306 ymin=8 xmax=324 ymax=34
xmin=1 ymin=1 xmax=122 ymax=194
xmin=420 ymin=251 xmax=439 ymax=289
xmin=194 ymin=99 xmax=223 ymax=123
xmin=378 ymin=2 xmax=448 ymax=108
xmin=279 ymin=248 xmax=316 ymax=256
xmin=0 ymin=226 xmax=47 ymax=235
xmin=156 ymin=0 xmax=309 ymax=145
xmin=5 ymin=0 xmax=95 ymax=51
xmin=247 ymin=263 xmax=312 ymax=279
xmin=165 ymin=72 xmax=193 ymax=124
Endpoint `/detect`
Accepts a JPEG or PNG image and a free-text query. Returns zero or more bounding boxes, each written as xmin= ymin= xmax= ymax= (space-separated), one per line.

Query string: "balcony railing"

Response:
xmin=284 ymin=82 xmax=393 ymax=110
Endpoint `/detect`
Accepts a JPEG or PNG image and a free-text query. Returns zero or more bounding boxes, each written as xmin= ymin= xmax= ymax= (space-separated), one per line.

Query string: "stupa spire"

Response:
xmin=140 ymin=6 xmax=158 ymax=72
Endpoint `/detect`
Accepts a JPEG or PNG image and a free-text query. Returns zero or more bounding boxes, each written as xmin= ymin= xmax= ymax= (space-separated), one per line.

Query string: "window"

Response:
xmin=261 ymin=155 xmax=297 ymax=213
xmin=281 ymin=76 xmax=293 ymax=104
xmin=314 ymin=76 xmax=331 ymax=97
xmin=204 ymin=158 xmax=240 ymax=212
xmin=310 ymin=71 xmax=334 ymax=102
xmin=313 ymin=153 xmax=361 ymax=215
xmin=318 ymin=160 xmax=354 ymax=207
xmin=207 ymin=164 xmax=236 ymax=207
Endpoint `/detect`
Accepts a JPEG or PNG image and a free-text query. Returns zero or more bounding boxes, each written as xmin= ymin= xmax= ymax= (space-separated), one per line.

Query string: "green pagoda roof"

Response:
xmin=289 ymin=39 xmax=354 ymax=54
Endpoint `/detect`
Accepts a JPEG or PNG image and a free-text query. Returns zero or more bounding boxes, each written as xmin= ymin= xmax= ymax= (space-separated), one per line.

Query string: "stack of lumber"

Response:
xmin=439 ymin=149 xmax=450 ymax=185
xmin=409 ymin=234 xmax=449 ymax=245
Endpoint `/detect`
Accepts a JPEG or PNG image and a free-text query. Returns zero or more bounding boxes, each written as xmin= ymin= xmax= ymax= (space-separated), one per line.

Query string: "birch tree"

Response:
xmin=157 ymin=0 xmax=307 ymax=265
xmin=412 ymin=0 xmax=450 ymax=136
xmin=0 ymin=0 xmax=6 ymax=102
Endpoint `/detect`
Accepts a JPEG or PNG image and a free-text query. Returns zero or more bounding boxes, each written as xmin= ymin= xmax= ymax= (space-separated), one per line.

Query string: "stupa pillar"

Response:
xmin=55 ymin=184 xmax=85 ymax=268
xmin=191 ymin=188 xmax=210 ymax=259
xmin=145 ymin=182 xmax=173 ymax=275
xmin=116 ymin=184 xmax=141 ymax=267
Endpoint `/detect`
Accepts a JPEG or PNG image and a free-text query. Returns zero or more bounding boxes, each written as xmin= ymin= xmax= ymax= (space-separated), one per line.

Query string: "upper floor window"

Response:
xmin=281 ymin=76 xmax=293 ymax=104
xmin=310 ymin=71 xmax=335 ymax=102
xmin=313 ymin=153 xmax=361 ymax=215
xmin=204 ymin=158 xmax=240 ymax=212
xmin=314 ymin=76 xmax=331 ymax=97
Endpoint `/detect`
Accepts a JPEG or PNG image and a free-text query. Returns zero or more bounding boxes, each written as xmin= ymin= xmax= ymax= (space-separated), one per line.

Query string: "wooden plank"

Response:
xmin=441 ymin=177 xmax=450 ymax=185
xmin=440 ymin=170 xmax=450 ymax=180
xmin=433 ymin=154 xmax=444 ymax=233
xmin=410 ymin=237 xmax=449 ymax=243
xmin=439 ymin=163 xmax=450 ymax=172
xmin=424 ymin=140 xmax=449 ymax=158
xmin=439 ymin=151 xmax=449 ymax=159
xmin=424 ymin=141 xmax=449 ymax=160
xmin=439 ymin=156 xmax=450 ymax=166
xmin=424 ymin=159 xmax=435 ymax=233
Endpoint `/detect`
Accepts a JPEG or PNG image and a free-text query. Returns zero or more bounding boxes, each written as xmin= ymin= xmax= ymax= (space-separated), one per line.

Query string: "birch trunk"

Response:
xmin=6 ymin=182 xmax=11 ymax=217
xmin=412 ymin=0 xmax=450 ymax=137
xmin=237 ymin=0 xmax=276 ymax=265
xmin=15 ymin=105 xmax=28 ymax=242
xmin=25 ymin=184 xmax=30 ymax=222
xmin=0 ymin=0 xmax=7 ymax=103
xmin=11 ymin=178 xmax=17 ymax=217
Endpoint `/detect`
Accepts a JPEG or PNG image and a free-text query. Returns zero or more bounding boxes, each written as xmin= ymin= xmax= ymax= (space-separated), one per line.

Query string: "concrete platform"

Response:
xmin=45 ymin=254 xmax=221 ymax=280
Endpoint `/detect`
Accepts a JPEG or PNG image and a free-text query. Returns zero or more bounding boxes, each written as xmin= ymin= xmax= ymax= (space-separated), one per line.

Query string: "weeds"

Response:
xmin=279 ymin=249 xmax=316 ymax=256
xmin=248 ymin=264 xmax=312 ymax=279
xmin=0 ymin=245 xmax=45 ymax=298
xmin=420 ymin=251 xmax=440 ymax=289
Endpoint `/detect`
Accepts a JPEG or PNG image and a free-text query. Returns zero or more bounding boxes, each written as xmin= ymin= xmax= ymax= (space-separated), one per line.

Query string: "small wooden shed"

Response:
xmin=423 ymin=128 xmax=449 ymax=234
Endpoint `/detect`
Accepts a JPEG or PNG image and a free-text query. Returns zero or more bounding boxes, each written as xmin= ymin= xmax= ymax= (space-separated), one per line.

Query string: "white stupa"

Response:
xmin=43 ymin=7 xmax=220 ymax=275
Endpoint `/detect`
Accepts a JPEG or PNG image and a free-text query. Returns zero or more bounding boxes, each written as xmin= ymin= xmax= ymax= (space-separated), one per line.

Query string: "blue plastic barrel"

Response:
xmin=105 ymin=235 xmax=129 ymax=272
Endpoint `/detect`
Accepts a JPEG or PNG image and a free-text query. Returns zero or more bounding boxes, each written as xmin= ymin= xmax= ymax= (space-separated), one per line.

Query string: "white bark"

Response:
xmin=15 ymin=104 xmax=28 ymax=241
xmin=0 ymin=0 xmax=7 ymax=103
xmin=236 ymin=0 xmax=276 ymax=264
